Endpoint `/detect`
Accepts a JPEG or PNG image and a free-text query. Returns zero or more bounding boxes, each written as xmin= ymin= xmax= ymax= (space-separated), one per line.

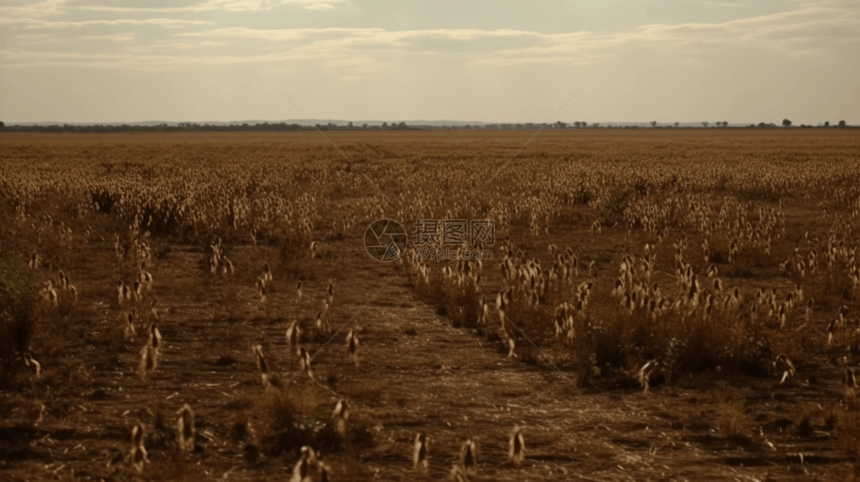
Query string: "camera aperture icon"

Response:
xmin=364 ymin=218 xmax=408 ymax=262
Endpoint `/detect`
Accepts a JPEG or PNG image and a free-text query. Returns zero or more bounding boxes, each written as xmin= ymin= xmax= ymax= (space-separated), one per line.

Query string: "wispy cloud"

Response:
xmin=304 ymin=2 xmax=339 ymax=10
xmin=4 ymin=8 xmax=857 ymax=71
xmin=13 ymin=18 xmax=214 ymax=29
xmin=5 ymin=0 xmax=857 ymax=70
xmin=72 ymin=0 xmax=348 ymax=13
xmin=0 ymin=0 xmax=67 ymax=18
xmin=79 ymin=33 xmax=136 ymax=42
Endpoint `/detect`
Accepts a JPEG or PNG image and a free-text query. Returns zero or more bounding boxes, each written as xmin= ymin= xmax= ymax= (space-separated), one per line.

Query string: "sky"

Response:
xmin=0 ymin=0 xmax=857 ymax=125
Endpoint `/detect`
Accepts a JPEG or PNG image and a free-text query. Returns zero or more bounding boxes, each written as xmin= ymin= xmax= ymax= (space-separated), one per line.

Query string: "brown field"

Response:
xmin=1 ymin=129 xmax=859 ymax=481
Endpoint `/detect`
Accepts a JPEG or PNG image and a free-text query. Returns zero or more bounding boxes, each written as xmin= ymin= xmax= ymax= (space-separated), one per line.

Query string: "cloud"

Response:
xmin=16 ymin=18 xmax=214 ymax=29
xmin=79 ymin=33 xmax=135 ymax=42
xmin=0 ymin=0 xmax=67 ymax=18
xmin=3 ymin=0 xmax=857 ymax=75
xmin=476 ymin=54 xmax=607 ymax=67
xmin=304 ymin=2 xmax=337 ymax=10
xmin=176 ymin=26 xmax=337 ymax=40
xmin=177 ymin=27 xmax=548 ymax=53
xmin=71 ymin=0 xmax=348 ymax=12
xmin=482 ymin=0 xmax=860 ymax=65
xmin=162 ymin=0 xmax=857 ymax=66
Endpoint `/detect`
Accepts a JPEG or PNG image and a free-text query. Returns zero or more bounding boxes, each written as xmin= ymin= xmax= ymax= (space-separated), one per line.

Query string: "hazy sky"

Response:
xmin=1 ymin=0 xmax=857 ymax=124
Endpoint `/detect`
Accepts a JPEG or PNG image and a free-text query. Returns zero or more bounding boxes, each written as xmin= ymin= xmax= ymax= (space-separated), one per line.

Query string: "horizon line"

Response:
xmin=5 ymin=119 xmax=852 ymax=127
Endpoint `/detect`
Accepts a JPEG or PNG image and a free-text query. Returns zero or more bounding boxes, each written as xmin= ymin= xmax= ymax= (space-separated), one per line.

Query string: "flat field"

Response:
xmin=1 ymin=129 xmax=859 ymax=481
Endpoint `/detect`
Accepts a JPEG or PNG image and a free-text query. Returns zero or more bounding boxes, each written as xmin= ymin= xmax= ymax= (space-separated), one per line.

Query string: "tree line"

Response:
xmin=0 ymin=121 xmax=419 ymax=133
xmin=0 ymin=119 xmax=851 ymax=132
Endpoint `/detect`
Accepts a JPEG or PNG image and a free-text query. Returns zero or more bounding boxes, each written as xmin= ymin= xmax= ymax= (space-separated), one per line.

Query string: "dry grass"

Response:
xmin=0 ymin=129 xmax=858 ymax=480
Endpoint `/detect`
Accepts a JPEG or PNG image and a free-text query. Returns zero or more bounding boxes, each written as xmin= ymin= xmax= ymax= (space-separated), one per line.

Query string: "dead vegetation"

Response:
xmin=1 ymin=129 xmax=859 ymax=480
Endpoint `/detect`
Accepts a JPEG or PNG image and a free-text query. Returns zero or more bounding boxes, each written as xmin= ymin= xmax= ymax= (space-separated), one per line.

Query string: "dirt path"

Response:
xmin=316 ymin=248 xmax=849 ymax=482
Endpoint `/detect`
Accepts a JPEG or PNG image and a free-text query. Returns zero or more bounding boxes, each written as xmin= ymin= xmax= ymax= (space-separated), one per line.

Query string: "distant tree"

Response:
xmin=347 ymin=121 xmax=353 ymax=128
xmin=702 ymin=121 xmax=709 ymax=128
xmin=839 ymin=120 xmax=847 ymax=127
xmin=0 ymin=121 xmax=4 ymax=130
xmin=555 ymin=121 xmax=567 ymax=129
xmin=593 ymin=122 xmax=600 ymax=128
xmin=574 ymin=121 xmax=580 ymax=128
xmin=823 ymin=121 xmax=829 ymax=127
xmin=381 ymin=122 xmax=388 ymax=129
xmin=782 ymin=118 xmax=791 ymax=127
xmin=674 ymin=122 xmax=679 ymax=128
xmin=651 ymin=121 xmax=657 ymax=128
